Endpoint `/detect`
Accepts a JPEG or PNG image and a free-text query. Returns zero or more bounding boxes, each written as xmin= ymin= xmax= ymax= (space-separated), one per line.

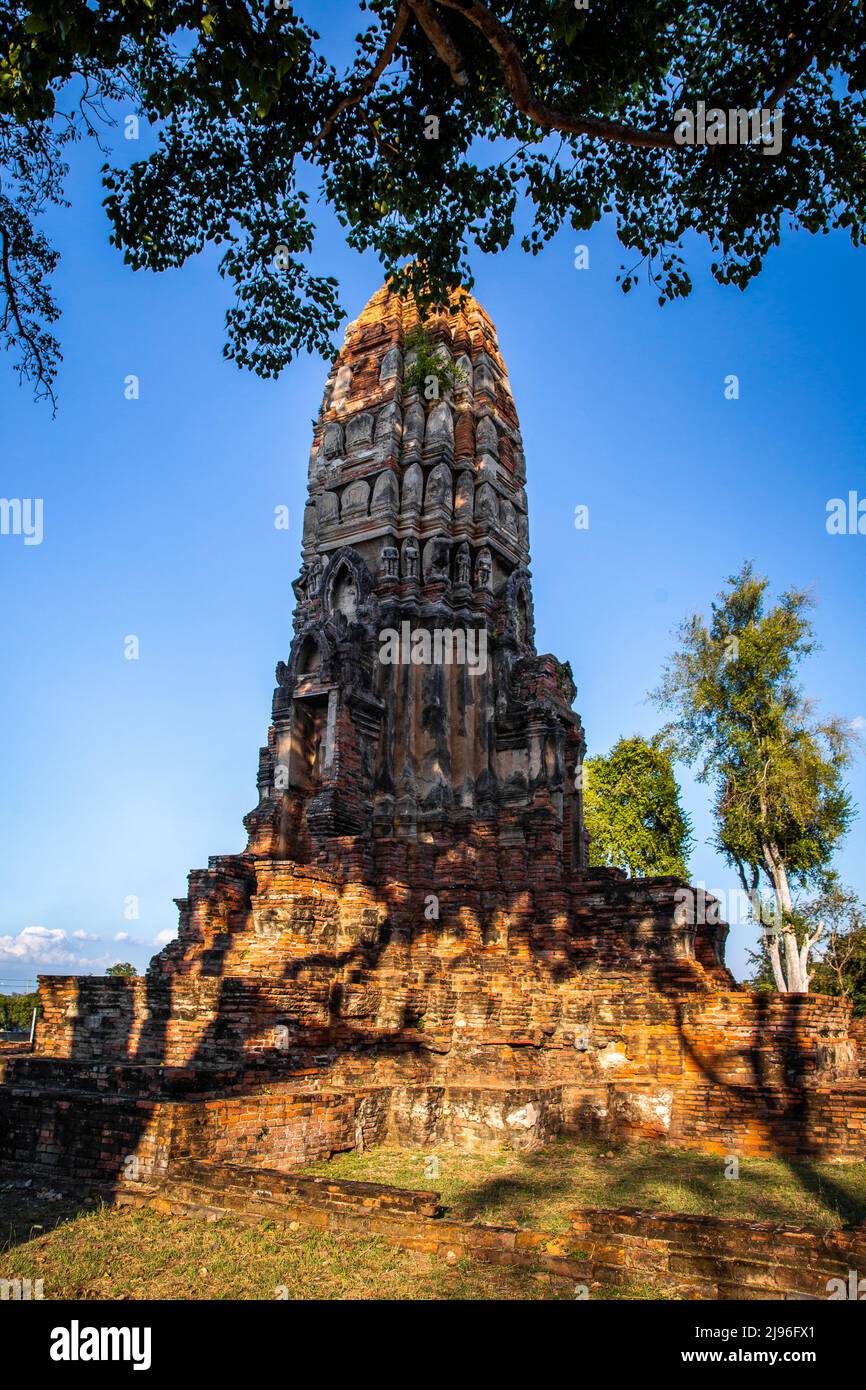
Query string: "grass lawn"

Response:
xmin=300 ymin=1136 xmax=866 ymax=1234
xmin=1 ymin=1137 xmax=863 ymax=1301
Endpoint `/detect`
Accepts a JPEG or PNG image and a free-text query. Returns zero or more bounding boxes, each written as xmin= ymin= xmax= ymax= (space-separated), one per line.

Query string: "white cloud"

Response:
xmin=0 ymin=926 xmax=113 ymax=972
xmin=153 ymin=929 xmax=175 ymax=946
xmin=850 ymin=715 xmax=865 ymax=731
xmin=72 ymin=930 xmax=99 ymax=941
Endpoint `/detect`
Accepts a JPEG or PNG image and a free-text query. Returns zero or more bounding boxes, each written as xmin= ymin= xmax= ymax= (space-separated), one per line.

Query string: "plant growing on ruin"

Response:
xmin=401 ymin=325 xmax=467 ymax=399
xmin=3 ymin=1 xmax=866 ymax=406
xmin=653 ymin=563 xmax=859 ymax=994
xmin=583 ymin=735 xmax=692 ymax=878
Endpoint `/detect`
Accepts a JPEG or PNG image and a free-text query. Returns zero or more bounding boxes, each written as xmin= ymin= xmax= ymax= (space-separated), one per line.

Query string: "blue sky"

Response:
xmin=1 ymin=10 xmax=864 ymax=985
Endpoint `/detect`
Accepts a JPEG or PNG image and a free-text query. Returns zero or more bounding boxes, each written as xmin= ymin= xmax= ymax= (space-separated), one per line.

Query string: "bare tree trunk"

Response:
xmin=765 ymin=930 xmax=788 ymax=992
xmin=763 ymin=842 xmax=806 ymax=992
xmin=737 ymin=857 xmax=789 ymax=992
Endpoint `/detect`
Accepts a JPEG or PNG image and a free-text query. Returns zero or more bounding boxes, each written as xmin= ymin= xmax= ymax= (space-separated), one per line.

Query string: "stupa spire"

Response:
xmin=243 ymin=282 xmax=587 ymax=865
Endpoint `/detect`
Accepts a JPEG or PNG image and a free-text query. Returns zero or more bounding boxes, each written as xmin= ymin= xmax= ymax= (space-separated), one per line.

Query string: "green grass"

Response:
xmin=0 ymin=1198 xmax=586 ymax=1300
xmin=300 ymin=1137 xmax=866 ymax=1234
xmin=1 ymin=1137 xmax=863 ymax=1301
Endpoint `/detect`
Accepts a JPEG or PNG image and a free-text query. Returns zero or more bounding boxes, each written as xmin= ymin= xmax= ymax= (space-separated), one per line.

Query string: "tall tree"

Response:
xmin=2 ymin=0 xmax=866 ymax=406
xmin=652 ymin=563 xmax=858 ymax=994
xmin=583 ymin=735 xmax=692 ymax=878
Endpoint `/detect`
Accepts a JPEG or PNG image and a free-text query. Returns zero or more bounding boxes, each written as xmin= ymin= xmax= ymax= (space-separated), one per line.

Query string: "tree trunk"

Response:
xmin=765 ymin=930 xmax=788 ymax=993
xmin=763 ymin=843 xmax=806 ymax=992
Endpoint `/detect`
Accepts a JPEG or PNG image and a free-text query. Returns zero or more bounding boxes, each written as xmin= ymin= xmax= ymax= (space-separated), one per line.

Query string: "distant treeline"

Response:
xmin=0 ymin=992 xmax=38 ymax=1031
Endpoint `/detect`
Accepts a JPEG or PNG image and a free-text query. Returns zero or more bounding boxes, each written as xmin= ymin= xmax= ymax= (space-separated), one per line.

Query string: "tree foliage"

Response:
xmin=583 ymin=734 xmax=692 ymax=878
xmin=653 ymin=562 xmax=858 ymax=993
xmin=0 ymin=990 xmax=38 ymax=1030
xmin=402 ymin=323 xmax=467 ymax=396
xmin=2 ymin=0 xmax=866 ymax=405
xmin=105 ymin=961 xmax=136 ymax=976
xmin=809 ymin=883 xmax=866 ymax=1015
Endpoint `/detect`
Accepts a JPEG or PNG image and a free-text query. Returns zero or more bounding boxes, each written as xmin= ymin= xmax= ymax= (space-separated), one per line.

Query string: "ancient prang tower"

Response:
xmin=243 ymin=282 xmax=587 ymax=869
xmin=2 ymin=285 xmax=864 ymax=1187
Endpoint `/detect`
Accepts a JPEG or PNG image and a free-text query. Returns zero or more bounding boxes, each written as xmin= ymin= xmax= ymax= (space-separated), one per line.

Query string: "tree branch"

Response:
xmin=312 ymin=3 xmax=411 ymax=149
xmin=432 ymin=0 xmax=677 ymax=148
xmin=431 ymin=0 xmax=852 ymax=153
xmin=765 ymin=0 xmax=852 ymax=109
xmin=0 ymin=221 xmax=55 ymax=411
xmin=407 ymin=0 xmax=468 ymax=86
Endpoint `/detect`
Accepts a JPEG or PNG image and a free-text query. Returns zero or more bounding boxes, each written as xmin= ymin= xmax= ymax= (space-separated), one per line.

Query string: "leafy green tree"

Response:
xmin=3 ymin=0 xmax=866 ymax=406
xmin=583 ymin=735 xmax=692 ymax=878
xmin=653 ymin=563 xmax=858 ymax=994
xmin=748 ymin=881 xmax=866 ymax=1010
xmin=0 ymin=990 xmax=38 ymax=1029
xmin=105 ymin=961 xmax=136 ymax=977
xmin=808 ymin=882 xmax=866 ymax=1014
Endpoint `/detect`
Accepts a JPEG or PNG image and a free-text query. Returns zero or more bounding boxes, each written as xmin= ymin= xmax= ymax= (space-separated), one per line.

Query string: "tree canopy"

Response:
xmin=653 ymin=562 xmax=858 ymax=993
xmin=2 ymin=0 xmax=865 ymax=406
xmin=583 ymin=734 xmax=692 ymax=878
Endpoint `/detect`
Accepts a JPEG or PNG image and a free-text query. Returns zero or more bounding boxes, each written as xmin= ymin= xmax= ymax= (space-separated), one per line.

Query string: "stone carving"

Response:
xmin=454 ymin=354 xmax=473 ymax=394
xmin=322 ymin=422 xmax=344 ymax=459
xmin=330 ymin=566 xmax=358 ymax=619
xmin=424 ymin=461 xmax=453 ymax=516
xmin=424 ymin=400 xmax=454 ymax=451
xmin=475 ymin=546 xmax=492 ymax=589
xmin=423 ymin=535 xmax=450 ymax=582
xmin=455 ymin=543 xmax=471 ymax=587
xmin=402 ymin=399 xmax=425 ymax=453
xmin=402 ymin=538 xmax=419 ymax=580
xmin=476 ymin=415 xmax=498 ymax=455
xmin=475 ymin=481 xmax=499 ymax=528
xmin=374 ymin=401 xmax=402 ymax=454
xmin=332 ymin=362 xmax=352 ymax=402
xmin=317 ymin=490 xmax=339 ymax=526
xmin=380 ymin=544 xmax=399 ymax=579
xmin=454 ymin=469 xmax=474 ymax=523
xmin=371 ymin=469 xmax=399 ymax=515
xmin=401 ymin=462 xmax=423 ymax=515
xmin=346 ymin=411 xmax=375 ymax=451
xmin=500 ymin=499 xmax=518 ymax=540
xmin=474 ymin=351 xmax=496 ymax=396
xmin=340 ymin=478 xmax=370 ymax=520
xmin=304 ymin=557 xmax=323 ymax=597
xmin=379 ymin=345 xmax=402 ymax=383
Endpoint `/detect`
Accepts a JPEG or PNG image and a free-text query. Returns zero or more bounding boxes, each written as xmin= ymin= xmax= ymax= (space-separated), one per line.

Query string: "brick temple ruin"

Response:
xmin=2 ymin=283 xmax=865 ymax=1201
